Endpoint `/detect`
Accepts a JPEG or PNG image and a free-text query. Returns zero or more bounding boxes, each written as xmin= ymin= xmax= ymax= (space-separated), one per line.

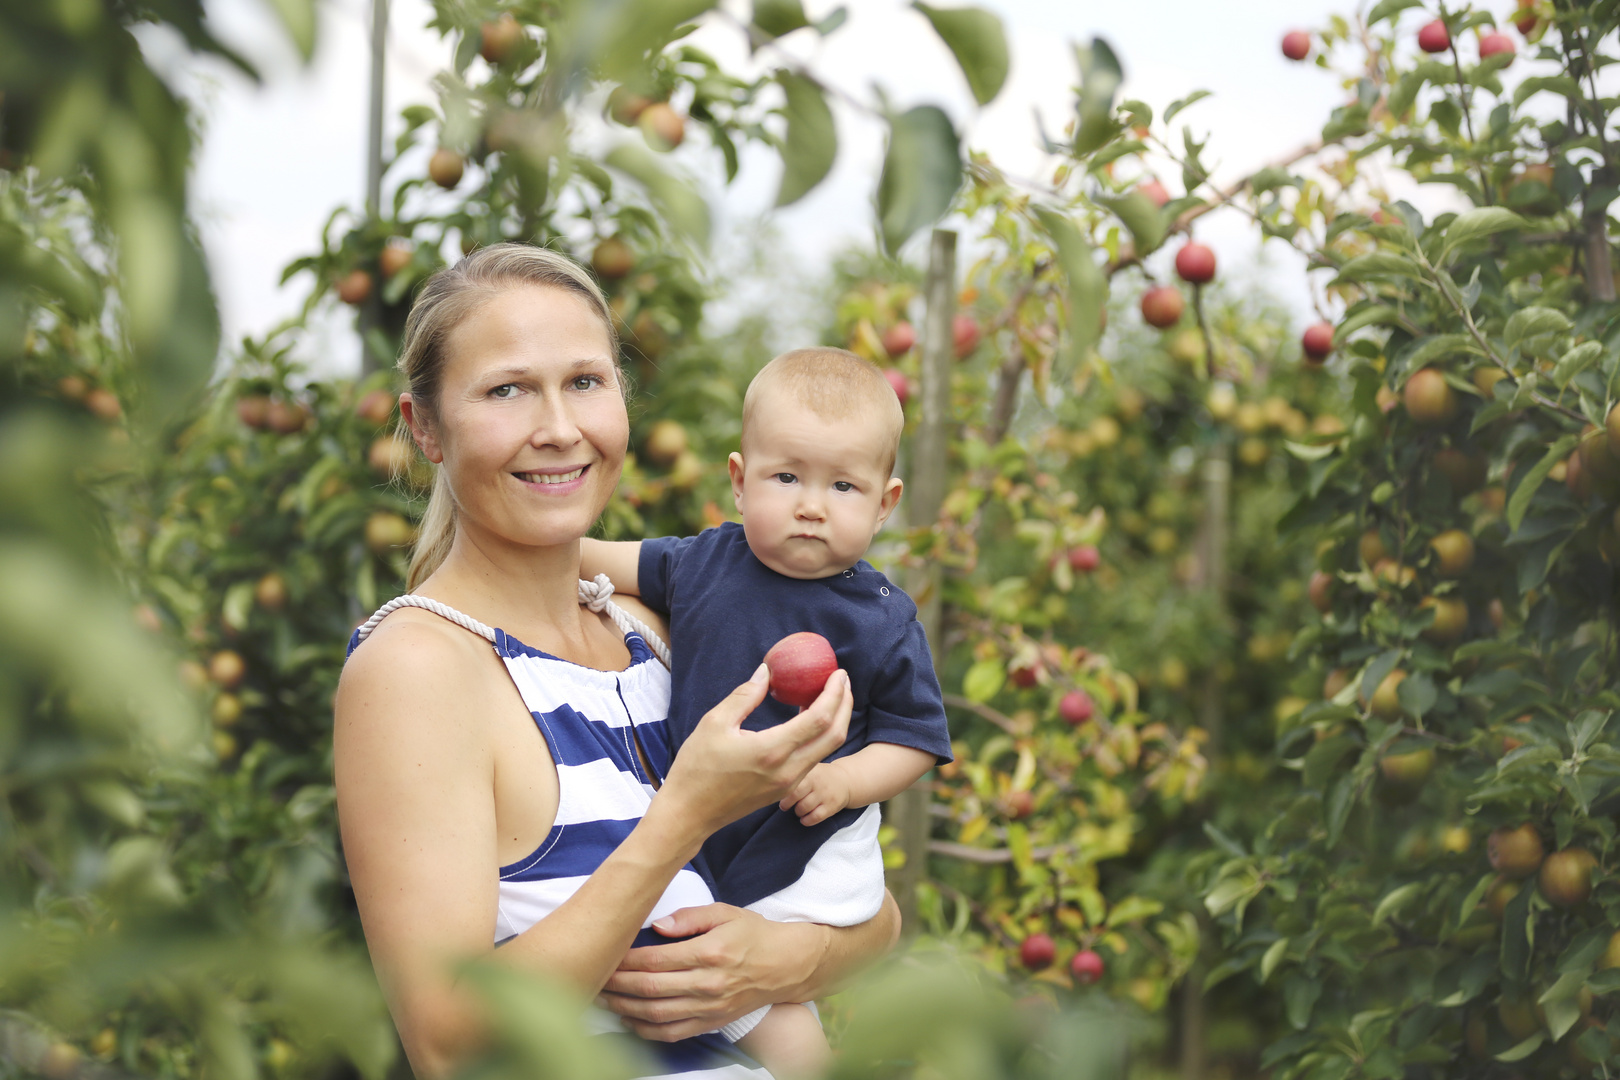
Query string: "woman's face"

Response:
xmin=413 ymin=284 xmax=627 ymax=554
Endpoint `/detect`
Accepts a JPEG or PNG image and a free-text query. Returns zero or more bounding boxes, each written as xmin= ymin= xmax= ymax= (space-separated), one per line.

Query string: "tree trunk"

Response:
xmin=890 ymin=228 xmax=956 ymax=934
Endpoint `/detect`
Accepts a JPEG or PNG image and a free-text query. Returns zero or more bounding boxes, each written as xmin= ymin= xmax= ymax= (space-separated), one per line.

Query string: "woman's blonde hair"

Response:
xmin=397 ymin=242 xmax=620 ymax=590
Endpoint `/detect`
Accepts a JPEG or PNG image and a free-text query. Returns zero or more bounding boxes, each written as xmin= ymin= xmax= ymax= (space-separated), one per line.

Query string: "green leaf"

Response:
xmin=260 ymin=0 xmax=317 ymax=59
xmin=1164 ymin=89 xmax=1210 ymax=125
xmin=913 ymin=3 xmax=1009 ymax=106
xmin=1506 ymin=434 xmax=1578 ymax=532
xmin=1551 ymin=341 xmax=1603 ymax=388
xmin=962 ymin=659 xmax=1005 ymax=702
xmin=773 ymin=72 xmax=836 ymax=206
xmin=1096 ymin=191 xmax=1168 ymax=256
xmin=1284 ymin=974 xmax=1322 ymax=1030
xmin=1503 ymin=306 xmax=1573 ymax=352
xmin=604 ymin=144 xmax=711 ymax=247
xmin=1033 ymin=207 xmax=1108 ymax=370
xmin=876 ymin=106 xmax=962 ymax=254
xmin=1073 ymin=38 xmax=1125 ymax=155
xmin=1495 ymin=1032 xmax=1545 ymax=1062
xmin=1441 ymin=206 xmax=1527 ymax=255
xmin=1387 ymin=71 xmax=1425 ymax=120
xmin=1104 ymin=895 xmax=1163 ymax=926
xmin=1398 ymin=333 xmax=1479 ymax=375
xmin=1335 ymin=304 xmax=1402 ymax=341
xmin=1332 ymin=251 xmax=1423 ymax=284
xmin=1260 ymin=937 xmax=1289 ymax=984
xmin=1513 ymin=75 xmax=1580 ymax=109
xmin=1368 ymin=0 xmax=1422 ymax=22
xmin=1373 ymin=882 xmax=1422 ymax=925
xmin=752 ymin=0 xmax=809 ymax=38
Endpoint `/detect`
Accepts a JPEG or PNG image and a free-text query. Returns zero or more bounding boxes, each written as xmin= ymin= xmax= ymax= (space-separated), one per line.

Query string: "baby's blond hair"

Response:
xmin=741 ymin=347 xmax=905 ymax=475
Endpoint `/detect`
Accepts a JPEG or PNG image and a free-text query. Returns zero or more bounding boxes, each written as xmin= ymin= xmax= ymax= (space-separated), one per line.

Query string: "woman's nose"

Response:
xmin=528 ymin=392 xmax=583 ymax=448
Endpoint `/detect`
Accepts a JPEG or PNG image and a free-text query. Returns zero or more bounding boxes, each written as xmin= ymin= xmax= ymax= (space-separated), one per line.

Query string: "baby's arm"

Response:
xmin=580 ymin=539 xmax=643 ymax=595
xmin=778 ymin=743 xmax=934 ymax=827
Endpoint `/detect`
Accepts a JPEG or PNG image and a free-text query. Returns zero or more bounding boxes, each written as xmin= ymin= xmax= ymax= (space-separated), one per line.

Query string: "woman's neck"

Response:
xmin=415 ymin=526 xmax=596 ymax=653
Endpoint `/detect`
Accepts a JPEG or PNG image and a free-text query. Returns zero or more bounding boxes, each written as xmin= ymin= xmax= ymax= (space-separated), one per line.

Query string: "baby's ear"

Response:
xmin=875 ymin=476 xmax=904 ymax=529
xmin=727 ymin=452 xmax=747 ymax=513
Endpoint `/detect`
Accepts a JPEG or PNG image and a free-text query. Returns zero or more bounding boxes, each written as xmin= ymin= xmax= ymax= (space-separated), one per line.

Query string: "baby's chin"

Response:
xmin=756 ymin=546 xmax=852 ymax=581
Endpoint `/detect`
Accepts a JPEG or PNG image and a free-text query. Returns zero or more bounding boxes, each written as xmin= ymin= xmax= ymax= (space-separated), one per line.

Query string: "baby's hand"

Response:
xmin=778 ymin=762 xmax=850 ymax=826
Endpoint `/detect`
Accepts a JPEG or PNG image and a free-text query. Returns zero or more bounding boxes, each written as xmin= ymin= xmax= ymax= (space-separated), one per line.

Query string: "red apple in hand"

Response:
xmin=1071 ymin=949 xmax=1105 ymax=984
xmin=763 ymin=632 xmax=839 ymax=708
xmin=1020 ymin=933 xmax=1055 ymax=969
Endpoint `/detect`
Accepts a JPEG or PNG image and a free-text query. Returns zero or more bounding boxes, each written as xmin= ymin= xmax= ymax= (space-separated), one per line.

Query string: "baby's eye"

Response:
xmin=833 ymin=481 xmax=856 ymax=493
xmin=774 ymin=473 xmax=798 ymax=485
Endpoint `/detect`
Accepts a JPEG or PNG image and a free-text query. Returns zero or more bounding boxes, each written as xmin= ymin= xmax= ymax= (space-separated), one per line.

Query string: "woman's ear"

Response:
xmin=399 ymin=394 xmax=443 ymax=464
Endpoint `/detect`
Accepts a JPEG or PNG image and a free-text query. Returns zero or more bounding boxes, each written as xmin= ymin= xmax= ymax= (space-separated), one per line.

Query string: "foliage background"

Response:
xmin=8 ymin=0 xmax=1620 ymax=1078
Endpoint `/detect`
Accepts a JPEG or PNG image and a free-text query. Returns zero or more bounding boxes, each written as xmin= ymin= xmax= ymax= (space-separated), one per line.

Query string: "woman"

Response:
xmin=334 ymin=243 xmax=899 ymax=1080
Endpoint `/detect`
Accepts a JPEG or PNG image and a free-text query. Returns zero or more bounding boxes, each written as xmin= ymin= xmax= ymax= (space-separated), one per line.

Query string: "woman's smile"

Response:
xmin=512 ymin=464 xmax=591 ymax=492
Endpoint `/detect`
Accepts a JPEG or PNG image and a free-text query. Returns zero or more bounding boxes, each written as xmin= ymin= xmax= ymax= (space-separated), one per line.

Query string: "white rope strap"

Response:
xmin=578 ymin=573 xmax=673 ymax=669
xmin=353 ymin=594 xmax=498 ymax=645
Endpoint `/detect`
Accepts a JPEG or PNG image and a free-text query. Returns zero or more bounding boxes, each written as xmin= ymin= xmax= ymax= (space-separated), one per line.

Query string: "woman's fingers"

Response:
xmin=704 ymin=664 xmax=770 ymax=733
xmin=767 ymin=669 xmax=852 ymax=769
xmin=647 ymin=902 xmax=739 ymax=941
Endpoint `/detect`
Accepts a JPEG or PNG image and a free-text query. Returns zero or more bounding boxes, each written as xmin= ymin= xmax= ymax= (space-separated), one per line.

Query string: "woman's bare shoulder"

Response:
xmin=336 ymin=607 xmax=503 ymax=740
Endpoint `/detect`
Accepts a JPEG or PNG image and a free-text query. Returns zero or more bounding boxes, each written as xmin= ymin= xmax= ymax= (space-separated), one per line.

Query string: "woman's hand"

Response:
xmin=597 ymin=904 xmax=825 ymax=1041
xmin=599 ymin=892 xmax=902 ymax=1042
xmin=654 ymin=663 xmax=853 ymax=841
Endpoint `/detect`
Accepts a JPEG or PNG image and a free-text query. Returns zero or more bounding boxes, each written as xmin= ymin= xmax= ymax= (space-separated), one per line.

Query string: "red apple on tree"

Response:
xmin=356 ymin=389 xmax=395 ymax=427
xmin=1059 ymin=690 xmax=1094 ymax=726
xmin=378 ymin=243 xmax=413 ymax=279
xmin=479 ymin=13 xmax=524 ymax=65
xmin=1418 ymin=18 xmax=1451 ymax=53
xmin=1281 ymin=30 xmax=1311 ymax=61
xmin=428 ymin=147 xmax=465 ymax=190
xmin=1403 ymin=368 xmax=1458 ymax=426
xmin=1070 ymin=949 xmax=1105 ymax=984
xmin=592 ymin=236 xmax=636 ymax=280
xmin=764 ymin=632 xmax=839 ymax=708
xmin=1513 ymin=1 xmax=1537 ymax=34
xmin=1301 ymin=323 xmax=1334 ymax=363
xmin=1136 ymin=178 xmax=1170 ymax=207
xmin=336 ymin=269 xmax=373 ymax=306
xmin=1140 ymin=286 xmax=1184 ymax=329
xmin=952 ymin=313 xmax=981 ymax=358
xmin=639 ymin=102 xmax=686 ymax=151
xmin=1068 ymin=545 xmax=1100 ymax=572
xmin=1478 ymin=32 xmax=1515 ymax=62
xmin=1175 ymin=242 xmax=1217 ymax=285
xmin=1020 ymin=933 xmax=1055 ymax=970
xmin=881 ymin=321 xmax=916 ymax=358
xmin=883 ymin=368 xmax=909 ymax=406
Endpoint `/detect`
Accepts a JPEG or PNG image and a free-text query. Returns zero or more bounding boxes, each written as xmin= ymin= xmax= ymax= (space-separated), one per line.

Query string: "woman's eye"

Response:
xmin=833 ymin=481 xmax=855 ymax=493
xmin=490 ymin=384 xmax=519 ymax=399
xmin=573 ymin=375 xmax=604 ymax=391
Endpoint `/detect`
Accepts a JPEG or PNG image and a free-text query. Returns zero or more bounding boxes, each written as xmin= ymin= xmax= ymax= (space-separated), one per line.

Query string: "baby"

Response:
xmin=583 ymin=346 xmax=952 ymax=1078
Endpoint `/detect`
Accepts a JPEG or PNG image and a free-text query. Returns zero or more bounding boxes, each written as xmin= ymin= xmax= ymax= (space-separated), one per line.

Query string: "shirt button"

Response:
xmin=843 ymin=569 xmax=855 ymax=578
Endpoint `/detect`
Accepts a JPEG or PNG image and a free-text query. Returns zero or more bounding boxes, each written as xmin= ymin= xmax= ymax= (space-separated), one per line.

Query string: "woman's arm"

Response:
xmin=336 ymin=615 xmax=853 ymax=1077
xmin=598 ymin=892 xmax=903 ymax=1041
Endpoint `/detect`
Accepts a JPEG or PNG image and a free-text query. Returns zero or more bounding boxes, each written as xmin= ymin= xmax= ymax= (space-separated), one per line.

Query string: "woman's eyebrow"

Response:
xmin=483 ymin=358 xmax=612 ymax=378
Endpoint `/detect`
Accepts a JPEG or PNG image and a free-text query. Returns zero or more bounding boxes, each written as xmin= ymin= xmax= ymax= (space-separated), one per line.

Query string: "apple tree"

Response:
xmin=1192 ymin=3 xmax=1620 ymax=1074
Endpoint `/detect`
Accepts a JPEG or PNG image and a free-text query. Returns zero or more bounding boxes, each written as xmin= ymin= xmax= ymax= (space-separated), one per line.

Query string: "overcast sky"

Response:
xmin=157 ymin=0 xmax=1489 ymax=373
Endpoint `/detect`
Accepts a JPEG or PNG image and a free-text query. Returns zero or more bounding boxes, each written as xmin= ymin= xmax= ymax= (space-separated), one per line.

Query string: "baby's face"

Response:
xmin=728 ymin=395 xmax=903 ymax=580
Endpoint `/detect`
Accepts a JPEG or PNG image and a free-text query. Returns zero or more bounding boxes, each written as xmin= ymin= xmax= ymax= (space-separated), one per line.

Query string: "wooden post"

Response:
xmin=889 ymin=229 xmax=956 ymax=933
xmin=359 ymin=0 xmax=389 ymax=375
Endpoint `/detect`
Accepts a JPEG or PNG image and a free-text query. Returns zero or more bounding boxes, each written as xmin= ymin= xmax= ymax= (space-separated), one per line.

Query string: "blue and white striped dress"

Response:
xmin=349 ymin=593 xmax=773 ymax=1080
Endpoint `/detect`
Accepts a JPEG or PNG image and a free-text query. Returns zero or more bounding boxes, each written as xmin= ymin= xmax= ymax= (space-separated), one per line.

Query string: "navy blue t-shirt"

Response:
xmin=639 ymin=522 xmax=952 ymax=908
